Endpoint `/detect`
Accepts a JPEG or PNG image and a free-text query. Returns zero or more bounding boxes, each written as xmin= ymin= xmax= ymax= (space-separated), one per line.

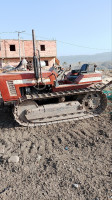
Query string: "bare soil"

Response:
xmin=0 ymin=103 xmax=112 ymax=200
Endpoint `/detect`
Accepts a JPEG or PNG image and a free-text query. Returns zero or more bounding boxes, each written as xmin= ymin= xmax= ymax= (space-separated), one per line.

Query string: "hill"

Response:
xmin=58 ymin=52 xmax=112 ymax=64
xmin=58 ymin=52 xmax=112 ymax=70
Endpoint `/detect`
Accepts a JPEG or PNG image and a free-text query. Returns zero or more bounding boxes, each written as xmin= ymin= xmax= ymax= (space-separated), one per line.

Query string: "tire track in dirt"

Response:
xmin=0 ymin=106 xmax=112 ymax=200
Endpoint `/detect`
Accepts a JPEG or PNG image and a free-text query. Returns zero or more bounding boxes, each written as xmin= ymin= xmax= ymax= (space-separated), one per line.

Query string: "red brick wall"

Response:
xmin=37 ymin=41 xmax=57 ymax=58
xmin=24 ymin=41 xmax=33 ymax=58
xmin=40 ymin=57 xmax=55 ymax=70
xmin=0 ymin=40 xmax=57 ymax=58
xmin=1 ymin=58 xmax=19 ymax=67
xmin=0 ymin=40 xmax=21 ymax=58
xmin=0 ymin=57 xmax=55 ymax=68
xmin=0 ymin=39 xmax=57 ymax=68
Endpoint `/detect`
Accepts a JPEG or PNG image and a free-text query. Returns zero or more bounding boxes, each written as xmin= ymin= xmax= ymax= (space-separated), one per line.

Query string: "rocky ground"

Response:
xmin=0 ymin=101 xmax=112 ymax=200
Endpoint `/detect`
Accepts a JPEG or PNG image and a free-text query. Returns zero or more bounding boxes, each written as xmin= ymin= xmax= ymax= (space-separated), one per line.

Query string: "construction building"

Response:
xmin=0 ymin=39 xmax=58 ymax=69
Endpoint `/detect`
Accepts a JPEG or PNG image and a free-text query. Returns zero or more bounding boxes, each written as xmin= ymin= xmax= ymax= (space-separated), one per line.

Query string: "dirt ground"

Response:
xmin=0 ymin=102 xmax=111 ymax=200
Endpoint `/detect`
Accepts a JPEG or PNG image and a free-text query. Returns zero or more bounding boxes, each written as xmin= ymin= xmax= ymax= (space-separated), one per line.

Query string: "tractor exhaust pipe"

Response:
xmin=32 ymin=29 xmax=39 ymax=80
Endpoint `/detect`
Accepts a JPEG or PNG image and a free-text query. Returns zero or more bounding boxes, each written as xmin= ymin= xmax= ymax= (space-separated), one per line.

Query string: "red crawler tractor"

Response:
xmin=0 ymin=30 xmax=111 ymax=126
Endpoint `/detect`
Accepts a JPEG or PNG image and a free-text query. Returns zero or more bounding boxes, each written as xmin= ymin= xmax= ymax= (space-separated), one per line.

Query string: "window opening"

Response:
xmin=44 ymin=60 xmax=48 ymax=66
xmin=40 ymin=45 xmax=45 ymax=51
xmin=10 ymin=45 xmax=16 ymax=51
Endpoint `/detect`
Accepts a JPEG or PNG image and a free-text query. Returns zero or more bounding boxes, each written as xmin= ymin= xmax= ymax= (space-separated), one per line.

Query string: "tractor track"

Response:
xmin=13 ymin=87 xmax=107 ymax=127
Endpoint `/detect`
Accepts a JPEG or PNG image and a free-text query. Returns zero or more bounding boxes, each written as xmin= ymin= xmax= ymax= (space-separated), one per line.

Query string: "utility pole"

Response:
xmin=16 ymin=31 xmax=25 ymax=61
xmin=0 ymin=37 xmax=3 ymax=68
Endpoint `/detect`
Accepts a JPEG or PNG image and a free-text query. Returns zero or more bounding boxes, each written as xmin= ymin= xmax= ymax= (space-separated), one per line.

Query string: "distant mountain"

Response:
xmin=58 ymin=52 xmax=112 ymax=64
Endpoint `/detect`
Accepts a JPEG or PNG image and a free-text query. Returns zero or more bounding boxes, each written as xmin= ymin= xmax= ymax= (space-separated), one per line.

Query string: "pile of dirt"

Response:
xmin=0 ymin=103 xmax=112 ymax=200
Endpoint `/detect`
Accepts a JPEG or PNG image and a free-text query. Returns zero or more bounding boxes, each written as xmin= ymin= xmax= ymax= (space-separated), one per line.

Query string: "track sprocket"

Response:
xmin=82 ymin=91 xmax=107 ymax=114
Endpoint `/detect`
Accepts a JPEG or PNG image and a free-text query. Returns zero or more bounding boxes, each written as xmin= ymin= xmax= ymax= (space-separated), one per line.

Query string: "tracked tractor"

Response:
xmin=0 ymin=30 xmax=111 ymax=126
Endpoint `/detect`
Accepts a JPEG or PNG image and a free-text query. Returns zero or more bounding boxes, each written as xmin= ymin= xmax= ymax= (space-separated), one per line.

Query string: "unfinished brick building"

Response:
xmin=0 ymin=39 xmax=58 ymax=69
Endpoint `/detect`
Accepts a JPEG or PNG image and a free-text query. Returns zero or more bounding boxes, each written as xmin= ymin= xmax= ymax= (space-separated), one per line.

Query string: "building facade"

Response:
xmin=0 ymin=39 xmax=57 ymax=69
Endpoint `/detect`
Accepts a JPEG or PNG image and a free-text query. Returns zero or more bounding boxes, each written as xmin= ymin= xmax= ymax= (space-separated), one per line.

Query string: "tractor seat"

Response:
xmin=80 ymin=64 xmax=89 ymax=73
xmin=80 ymin=64 xmax=95 ymax=73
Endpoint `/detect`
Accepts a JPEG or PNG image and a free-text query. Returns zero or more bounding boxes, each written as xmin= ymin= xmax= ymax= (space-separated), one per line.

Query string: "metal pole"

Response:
xmin=18 ymin=32 xmax=21 ymax=61
xmin=16 ymin=31 xmax=25 ymax=61
xmin=0 ymin=36 xmax=3 ymax=60
xmin=32 ymin=29 xmax=36 ymax=56
xmin=32 ymin=29 xmax=39 ymax=80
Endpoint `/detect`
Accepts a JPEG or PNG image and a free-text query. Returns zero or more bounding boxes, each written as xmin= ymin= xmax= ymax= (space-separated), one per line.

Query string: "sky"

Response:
xmin=0 ymin=0 xmax=111 ymax=56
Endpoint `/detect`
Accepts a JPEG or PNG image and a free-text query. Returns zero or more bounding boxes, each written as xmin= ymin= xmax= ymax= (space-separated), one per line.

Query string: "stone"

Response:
xmin=0 ymin=145 xmax=5 ymax=154
xmin=77 ymin=168 xmax=80 ymax=172
xmin=8 ymin=155 xmax=19 ymax=163
xmin=72 ymin=183 xmax=79 ymax=188
xmin=37 ymin=155 xmax=42 ymax=161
